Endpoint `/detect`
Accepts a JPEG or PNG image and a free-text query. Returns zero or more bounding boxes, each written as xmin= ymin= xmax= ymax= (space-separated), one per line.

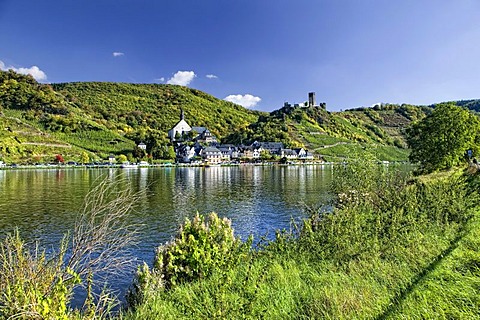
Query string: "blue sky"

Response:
xmin=1 ymin=0 xmax=480 ymax=111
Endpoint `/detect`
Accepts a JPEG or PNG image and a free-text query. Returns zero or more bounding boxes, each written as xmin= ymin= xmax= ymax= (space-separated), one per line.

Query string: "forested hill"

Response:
xmin=1 ymin=69 xmax=479 ymax=163
xmin=0 ymin=70 xmax=261 ymax=163
xmin=433 ymin=99 xmax=480 ymax=112
xmin=51 ymin=82 xmax=262 ymax=140
xmin=224 ymin=103 xmax=433 ymax=161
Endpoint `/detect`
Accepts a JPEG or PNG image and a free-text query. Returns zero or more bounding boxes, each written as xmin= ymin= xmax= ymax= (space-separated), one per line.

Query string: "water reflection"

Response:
xmin=0 ymin=165 xmax=334 ymax=302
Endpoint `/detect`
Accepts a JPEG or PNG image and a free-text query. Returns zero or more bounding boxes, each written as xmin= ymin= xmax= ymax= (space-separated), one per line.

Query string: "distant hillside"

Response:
xmin=432 ymin=99 xmax=480 ymax=113
xmin=0 ymin=71 xmax=261 ymax=163
xmin=225 ymin=103 xmax=433 ymax=162
xmin=2 ymin=69 xmax=476 ymax=164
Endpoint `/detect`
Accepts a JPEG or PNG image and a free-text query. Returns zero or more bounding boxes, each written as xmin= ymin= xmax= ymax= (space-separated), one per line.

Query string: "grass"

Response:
xmin=384 ymin=213 xmax=480 ymax=319
xmin=121 ymin=164 xmax=479 ymax=319
xmin=318 ymin=142 xmax=409 ymax=162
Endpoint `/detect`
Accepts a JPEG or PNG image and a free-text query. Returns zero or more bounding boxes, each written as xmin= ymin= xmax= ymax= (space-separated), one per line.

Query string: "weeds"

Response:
xmin=0 ymin=176 xmax=140 ymax=319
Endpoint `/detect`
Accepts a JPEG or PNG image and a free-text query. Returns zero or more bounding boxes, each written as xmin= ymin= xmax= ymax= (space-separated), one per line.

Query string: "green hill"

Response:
xmin=224 ymin=103 xmax=433 ymax=162
xmin=2 ymin=69 xmax=478 ymax=164
xmin=0 ymin=70 xmax=261 ymax=163
xmin=51 ymin=82 xmax=263 ymax=141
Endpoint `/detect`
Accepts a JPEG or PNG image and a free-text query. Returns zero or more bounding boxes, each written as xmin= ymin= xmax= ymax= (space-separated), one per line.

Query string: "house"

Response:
xmin=176 ymin=144 xmax=201 ymax=163
xmin=295 ymin=148 xmax=314 ymax=160
xmin=191 ymin=127 xmax=217 ymax=144
xmin=201 ymin=146 xmax=222 ymax=164
xmin=217 ymin=144 xmax=240 ymax=161
xmin=137 ymin=142 xmax=147 ymax=150
xmin=280 ymin=149 xmax=298 ymax=159
xmin=240 ymin=146 xmax=263 ymax=159
xmin=251 ymin=141 xmax=284 ymax=155
xmin=108 ymin=154 xmax=116 ymax=164
xmin=168 ymin=109 xmax=192 ymax=141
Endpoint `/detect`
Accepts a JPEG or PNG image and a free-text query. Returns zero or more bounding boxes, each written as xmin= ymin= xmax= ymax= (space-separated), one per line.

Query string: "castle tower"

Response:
xmin=308 ymin=92 xmax=316 ymax=107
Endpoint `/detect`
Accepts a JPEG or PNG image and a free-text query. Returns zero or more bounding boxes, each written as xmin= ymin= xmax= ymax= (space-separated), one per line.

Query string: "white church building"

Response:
xmin=168 ymin=109 xmax=192 ymax=141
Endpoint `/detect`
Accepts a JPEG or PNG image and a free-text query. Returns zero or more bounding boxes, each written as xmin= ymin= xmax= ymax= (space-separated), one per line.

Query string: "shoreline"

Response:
xmin=0 ymin=160 xmax=410 ymax=171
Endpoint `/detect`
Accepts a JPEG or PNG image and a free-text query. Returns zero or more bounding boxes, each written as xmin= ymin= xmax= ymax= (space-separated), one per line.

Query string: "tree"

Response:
xmin=167 ymin=145 xmax=176 ymax=160
xmin=117 ymin=154 xmax=128 ymax=163
xmin=80 ymin=151 xmax=90 ymax=164
xmin=55 ymin=154 xmax=64 ymax=164
xmin=133 ymin=146 xmax=147 ymax=160
xmin=260 ymin=150 xmax=272 ymax=161
xmin=406 ymin=104 xmax=480 ymax=173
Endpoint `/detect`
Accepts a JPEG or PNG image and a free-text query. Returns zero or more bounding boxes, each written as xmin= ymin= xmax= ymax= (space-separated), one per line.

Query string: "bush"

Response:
xmin=300 ymin=161 xmax=475 ymax=264
xmin=0 ymin=231 xmax=80 ymax=319
xmin=129 ymin=212 xmax=249 ymax=306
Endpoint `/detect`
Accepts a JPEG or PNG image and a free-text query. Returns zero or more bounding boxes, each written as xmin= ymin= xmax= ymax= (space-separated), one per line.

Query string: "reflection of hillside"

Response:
xmin=0 ymin=165 xmax=336 ymax=249
xmin=0 ymin=169 xmax=103 ymax=245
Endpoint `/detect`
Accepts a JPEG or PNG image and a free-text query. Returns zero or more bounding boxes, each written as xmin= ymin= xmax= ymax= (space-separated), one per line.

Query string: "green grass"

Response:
xmin=384 ymin=213 xmax=480 ymax=319
xmin=121 ymin=165 xmax=479 ymax=319
xmin=317 ymin=142 xmax=409 ymax=162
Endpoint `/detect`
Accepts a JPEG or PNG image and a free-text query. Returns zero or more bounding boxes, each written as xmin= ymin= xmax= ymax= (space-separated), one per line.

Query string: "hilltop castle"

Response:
xmin=283 ymin=92 xmax=326 ymax=109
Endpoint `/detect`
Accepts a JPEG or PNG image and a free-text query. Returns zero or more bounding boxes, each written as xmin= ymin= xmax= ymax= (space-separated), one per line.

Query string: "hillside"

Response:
xmin=224 ymin=103 xmax=433 ymax=162
xmin=0 ymin=71 xmax=261 ymax=163
xmin=1 ymin=69 xmax=478 ymax=164
xmin=51 ymin=82 xmax=262 ymax=142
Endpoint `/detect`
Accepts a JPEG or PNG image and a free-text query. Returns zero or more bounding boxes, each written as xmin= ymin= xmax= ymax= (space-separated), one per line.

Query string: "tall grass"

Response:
xmin=123 ymin=162 xmax=479 ymax=319
xmin=0 ymin=177 xmax=140 ymax=319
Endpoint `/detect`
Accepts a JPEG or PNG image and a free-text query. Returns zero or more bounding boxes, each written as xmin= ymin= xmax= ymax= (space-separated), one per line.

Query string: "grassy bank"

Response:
xmin=121 ymin=164 xmax=480 ymax=319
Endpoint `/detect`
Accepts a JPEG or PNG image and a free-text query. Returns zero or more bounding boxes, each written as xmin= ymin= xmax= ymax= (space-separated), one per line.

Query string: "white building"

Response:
xmin=168 ymin=109 xmax=192 ymax=141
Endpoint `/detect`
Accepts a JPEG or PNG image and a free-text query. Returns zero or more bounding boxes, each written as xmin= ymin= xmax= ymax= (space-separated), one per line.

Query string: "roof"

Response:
xmin=282 ymin=149 xmax=298 ymax=156
xmin=191 ymin=126 xmax=207 ymax=133
xmin=203 ymin=146 xmax=221 ymax=152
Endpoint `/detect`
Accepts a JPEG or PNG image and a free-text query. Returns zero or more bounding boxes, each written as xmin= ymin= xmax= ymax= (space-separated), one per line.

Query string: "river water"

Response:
xmin=0 ymin=165 xmax=334 ymax=303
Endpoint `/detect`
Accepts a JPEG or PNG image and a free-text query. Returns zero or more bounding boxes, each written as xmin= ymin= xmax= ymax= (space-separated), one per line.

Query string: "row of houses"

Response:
xmin=176 ymin=141 xmax=315 ymax=164
xmin=168 ymin=109 xmax=315 ymax=164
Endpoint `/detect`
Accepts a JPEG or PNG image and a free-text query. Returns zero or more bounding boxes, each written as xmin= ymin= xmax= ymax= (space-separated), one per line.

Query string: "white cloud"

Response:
xmin=224 ymin=94 xmax=261 ymax=108
xmin=0 ymin=60 xmax=47 ymax=81
xmin=113 ymin=52 xmax=124 ymax=57
xmin=154 ymin=77 xmax=165 ymax=82
xmin=206 ymin=74 xmax=218 ymax=79
xmin=167 ymin=71 xmax=196 ymax=86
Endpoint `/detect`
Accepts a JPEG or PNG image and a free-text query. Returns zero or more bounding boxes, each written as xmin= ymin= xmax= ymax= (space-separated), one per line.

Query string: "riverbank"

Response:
xmin=0 ymin=159 xmax=411 ymax=171
xmin=121 ymin=164 xmax=480 ymax=319
xmin=1 ymin=163 xmax=477 ymax=319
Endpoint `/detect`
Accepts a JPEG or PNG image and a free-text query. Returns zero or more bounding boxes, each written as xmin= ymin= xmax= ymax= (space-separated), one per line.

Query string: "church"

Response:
xmin=168 ymin=109 xmax=191 ymax=141
xmin=168 ymin=109 xmax=217 ymax=144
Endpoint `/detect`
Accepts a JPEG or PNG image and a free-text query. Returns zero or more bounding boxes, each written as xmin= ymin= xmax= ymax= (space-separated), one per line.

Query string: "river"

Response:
xmin=0 ymin=164 xmax=334 ymax=304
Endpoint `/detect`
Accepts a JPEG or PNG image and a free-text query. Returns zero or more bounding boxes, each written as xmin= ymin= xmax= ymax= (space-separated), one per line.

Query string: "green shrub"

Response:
xmin=0 ymin=231 xmax=80 ymax=319
xmin=300 ymin=161 xmax=475 ymax=264
xmin=129 ymin=212 xmax=249 ymax=306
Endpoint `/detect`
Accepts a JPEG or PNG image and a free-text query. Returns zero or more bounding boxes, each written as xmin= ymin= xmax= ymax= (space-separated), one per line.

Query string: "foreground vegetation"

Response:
xmin=1 ymin=160 xmax=479 ymax=319
xmin=121 ymin=162 xmax=479 ymax=319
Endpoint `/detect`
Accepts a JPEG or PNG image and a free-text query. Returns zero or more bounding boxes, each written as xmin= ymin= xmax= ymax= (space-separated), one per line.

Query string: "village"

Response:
xmin=167 ymin=109 xmax=315 ymax=165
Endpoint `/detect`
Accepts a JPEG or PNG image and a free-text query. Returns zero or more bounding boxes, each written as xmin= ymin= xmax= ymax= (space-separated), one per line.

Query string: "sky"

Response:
xmin=1 ymin=0 xmax=480 ymax=112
